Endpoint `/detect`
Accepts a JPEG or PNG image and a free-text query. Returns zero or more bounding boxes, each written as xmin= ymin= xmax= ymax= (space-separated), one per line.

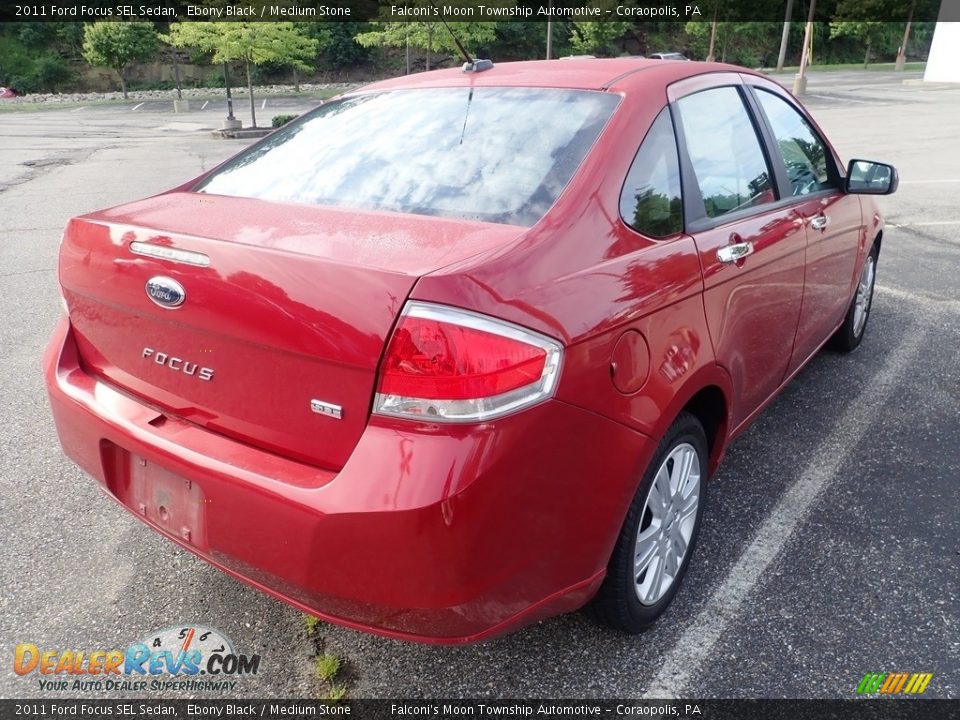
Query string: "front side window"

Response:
xmin=676 ymin=87 xmax=775 ymax=220
xmin=619 ymin=109 xmax=683 ymax=238
xmin=195 ymin=88 xmax=620 ymax=227
xmin=755 ymin=88 xmax=835 ymax=197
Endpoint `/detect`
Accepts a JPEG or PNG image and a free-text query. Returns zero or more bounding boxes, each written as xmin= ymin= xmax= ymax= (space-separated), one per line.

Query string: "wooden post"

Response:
xmin=792 ymin=0 xmax=816 ymax=96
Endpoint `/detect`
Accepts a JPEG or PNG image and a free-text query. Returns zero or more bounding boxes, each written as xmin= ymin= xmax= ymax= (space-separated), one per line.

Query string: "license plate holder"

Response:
xmin=127 ymin=455 xmax=208 ymax=550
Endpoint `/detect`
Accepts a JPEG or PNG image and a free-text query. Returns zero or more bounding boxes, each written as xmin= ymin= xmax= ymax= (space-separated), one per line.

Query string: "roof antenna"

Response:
xmin=426 ymin=0 xmax=494 ymax=73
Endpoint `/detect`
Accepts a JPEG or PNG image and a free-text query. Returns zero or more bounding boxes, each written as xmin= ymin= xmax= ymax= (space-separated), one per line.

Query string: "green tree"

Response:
xmin=829 ymin=21 xmax=898 ymax=67
xmin=81 ymin=22 xmax=159 ymax=98
xmin=569 ymin=21 xmax=630 ymax=56
xmin=307 ymin=22 xmax=371 ymax=71
xmin=16 ymin=23 xmax=85 ymax=59
xmin=167 ymin=22 xmax=318 ymax=127
xmin=685 ymin=21 xmax=779 ymax=66
xmin=31 ymin=54 xmax=74 ymax=92
xmin=356 ymin=22 xmax=499 ymax=71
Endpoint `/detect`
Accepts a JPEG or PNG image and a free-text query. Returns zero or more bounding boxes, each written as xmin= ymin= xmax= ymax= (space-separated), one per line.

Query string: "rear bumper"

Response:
xmin=44 ymin=318 xmax=653 ymax=643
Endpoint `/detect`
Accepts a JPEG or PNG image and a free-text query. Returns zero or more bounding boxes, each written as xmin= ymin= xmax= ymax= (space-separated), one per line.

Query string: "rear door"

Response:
xmin=745 ymin=79 xmax=863 ymax=373
xmin=671 ymin=77 xmax=806 ymax=430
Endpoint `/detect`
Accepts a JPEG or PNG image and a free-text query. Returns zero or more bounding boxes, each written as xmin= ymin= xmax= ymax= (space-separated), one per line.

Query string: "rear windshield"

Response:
xmin=195 ymin=87 xmax=619 ymax=227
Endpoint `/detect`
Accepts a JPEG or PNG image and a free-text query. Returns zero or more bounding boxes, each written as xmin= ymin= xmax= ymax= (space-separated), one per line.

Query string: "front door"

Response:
xmin=672 ymin=82 xmax=806 ymax=430
xmin=747 ymin=84 xmax=863 ymax=372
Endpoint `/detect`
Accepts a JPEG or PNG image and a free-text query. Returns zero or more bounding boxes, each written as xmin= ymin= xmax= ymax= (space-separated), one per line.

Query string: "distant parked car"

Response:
xmin=649 ymin=52 xmax=690 ymax=61
xmin=0 ymin=87 xmax=20 ymax=98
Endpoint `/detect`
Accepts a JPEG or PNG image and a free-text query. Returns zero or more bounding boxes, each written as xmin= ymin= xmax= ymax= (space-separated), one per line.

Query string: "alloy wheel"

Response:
xmin=634 ymin=442 xmax=701 ymax=606
xmin=853 ymin=255 xmax=876 ymax=337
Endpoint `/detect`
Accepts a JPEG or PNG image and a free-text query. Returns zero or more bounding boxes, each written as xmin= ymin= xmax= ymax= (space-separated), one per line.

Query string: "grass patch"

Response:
xmin=314 ymin=653 xmax=341 ymax=682
xmin=302 ymin=614 xmax=320 ymax=637
xmin=324 ymin=683 xmax=348 ymax=702
xmin=302 ymin=613 xmax=352 ymax=700
xmin=272 ymin=114 xmax=298 ymax=128
xmin=766 ymin=61 xmax=926 ymax=74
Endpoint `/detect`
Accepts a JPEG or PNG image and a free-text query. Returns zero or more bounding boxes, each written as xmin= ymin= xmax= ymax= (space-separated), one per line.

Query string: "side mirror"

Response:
xmin=846 ymin=159 xmax=898 ymax=195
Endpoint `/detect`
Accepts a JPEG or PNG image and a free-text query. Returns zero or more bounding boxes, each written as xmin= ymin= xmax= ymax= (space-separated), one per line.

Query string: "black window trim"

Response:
xmin=743 ymin=83 xmax=844 ymax=206
xmin=671 ymin=84 xmax=783 ymax=235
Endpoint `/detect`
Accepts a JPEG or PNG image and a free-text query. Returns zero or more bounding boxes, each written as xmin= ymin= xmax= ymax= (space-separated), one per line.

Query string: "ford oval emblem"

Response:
xmin=145 ymin=276 xmax=186 ymax=309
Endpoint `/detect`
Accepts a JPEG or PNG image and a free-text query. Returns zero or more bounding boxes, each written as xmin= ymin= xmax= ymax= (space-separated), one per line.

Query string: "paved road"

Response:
xmin=1 ymin=70 xmax=957 ymax=700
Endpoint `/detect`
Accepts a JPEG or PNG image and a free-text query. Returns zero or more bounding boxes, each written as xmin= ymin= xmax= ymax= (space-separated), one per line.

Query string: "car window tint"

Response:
xmin=676 ymin=87 xmax=775 ymax=219
xmin=195 ymin=88 xmax=619 ymax=227
xmin=620 ymin=109 xmax=683 ymax=237
xmin=755 ymin=89 xmax=835 ymax=196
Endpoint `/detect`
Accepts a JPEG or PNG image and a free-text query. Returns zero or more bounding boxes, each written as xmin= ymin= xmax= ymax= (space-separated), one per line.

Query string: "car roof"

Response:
xmin=356 ymin=58 xmax=724 ymax=94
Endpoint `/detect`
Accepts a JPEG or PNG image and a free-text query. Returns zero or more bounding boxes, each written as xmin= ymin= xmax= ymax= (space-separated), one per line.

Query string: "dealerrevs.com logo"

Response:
xmin=14 ymin=626 xmax=261 ymax=693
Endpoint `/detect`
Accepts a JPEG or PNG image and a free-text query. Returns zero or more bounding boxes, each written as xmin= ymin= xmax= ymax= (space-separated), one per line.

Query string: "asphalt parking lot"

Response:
xmin=1 ymin=69 xmax=957 ymax=700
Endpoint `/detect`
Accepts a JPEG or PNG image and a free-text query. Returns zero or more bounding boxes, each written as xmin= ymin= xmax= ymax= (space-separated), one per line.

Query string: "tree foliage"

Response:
xmin=356 ymin=22 xmax=499 ymax=69
xmin=167 ymin=22 xmax=318 ymax=126
xmin=166 ymin=22 xmax=317 ymax=70
xmin=82 ymin=22 xmax=158 ymax=98
xmin=0 ymin=12 xmax=945 ymax=98
xmin=685 ymin=21 xmax=780 ymax=66
xmin=306 ymin=22 xmax=371 ymax=70
xmin=829 ymin=21 xmax=899 ymax=66
xmin=569 ymin=21 xmax=631 ymax=56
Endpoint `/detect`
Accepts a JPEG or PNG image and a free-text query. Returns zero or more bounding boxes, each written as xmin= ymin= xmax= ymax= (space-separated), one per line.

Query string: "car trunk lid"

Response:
xmin=59 ymin=192 xmax=523 ymax=470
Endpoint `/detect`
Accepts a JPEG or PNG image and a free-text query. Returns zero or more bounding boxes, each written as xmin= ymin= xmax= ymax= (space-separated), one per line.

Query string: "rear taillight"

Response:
xmin=374 ymin=302 xmax=563 ymax=423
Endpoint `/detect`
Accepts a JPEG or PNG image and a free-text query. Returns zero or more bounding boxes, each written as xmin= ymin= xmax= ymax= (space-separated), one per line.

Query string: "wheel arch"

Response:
xmin=681 ymin=385 xmax=729 ymax=475
xmin=650 ymin=365 xmax=733 ymax=477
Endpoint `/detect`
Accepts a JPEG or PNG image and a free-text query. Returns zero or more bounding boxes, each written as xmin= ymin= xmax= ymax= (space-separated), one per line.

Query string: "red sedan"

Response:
xmin=44 ymin=59 xmax=897 ymax=643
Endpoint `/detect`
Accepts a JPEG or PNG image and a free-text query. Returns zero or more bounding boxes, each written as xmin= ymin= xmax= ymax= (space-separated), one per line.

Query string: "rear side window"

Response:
xmin=619 ymin=109 xmax=683 ymax=238
xmin=754 ymin=88 xmax=836 ymax=196
xmin=195 ymin=88 xmax=620 ymax=227
xmin=676 ymin=87 xmax=775 ymax=220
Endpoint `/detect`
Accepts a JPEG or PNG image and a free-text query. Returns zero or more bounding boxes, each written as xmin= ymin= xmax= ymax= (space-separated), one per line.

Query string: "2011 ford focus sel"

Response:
xmin=44 ymin=59 xmax=897 ymax=643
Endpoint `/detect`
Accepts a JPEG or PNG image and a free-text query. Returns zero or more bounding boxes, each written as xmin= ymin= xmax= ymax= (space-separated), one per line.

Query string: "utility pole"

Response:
xmin=546 ymin=0 xmax=553 ymax=59
xmin=792 ymin=0 xmax=816 ymax=96
xmin=706 ymin=5 xmax=718 ymax=62
xmin=895 ymin=0 xmax=917 ymax=71
xmin=776 ymin=0 xmax=795 ymax=71
xmin=222 ymin=62 xmax=240 ymax=130
xmin=171 ymin=47 xmax=188 ymax=113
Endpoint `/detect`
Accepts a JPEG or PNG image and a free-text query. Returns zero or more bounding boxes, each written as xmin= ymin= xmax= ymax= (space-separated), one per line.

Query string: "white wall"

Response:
xmin=924 ymin=22 xmax=960 ymax=83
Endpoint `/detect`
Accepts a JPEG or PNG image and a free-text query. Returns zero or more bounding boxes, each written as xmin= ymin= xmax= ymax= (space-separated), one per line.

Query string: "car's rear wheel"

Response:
xmin=590 ymin=412 xmax=707 ymax=633
xmin=830 ymin=244 xmax=878 ymax=352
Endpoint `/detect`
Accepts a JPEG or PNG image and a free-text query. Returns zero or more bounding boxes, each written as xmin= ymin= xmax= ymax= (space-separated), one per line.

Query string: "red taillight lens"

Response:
xmin=379 ymin=316 xmax=547 ymax=400
xmin=374 ymin=302 xmax=563 ymax=423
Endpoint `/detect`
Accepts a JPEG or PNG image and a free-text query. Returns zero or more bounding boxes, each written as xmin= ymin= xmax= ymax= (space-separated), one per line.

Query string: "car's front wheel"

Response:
xmin=590 ymin=412 xmax=707 ymax=633
xmin=830 ymin=245 xmax=878 ymax=352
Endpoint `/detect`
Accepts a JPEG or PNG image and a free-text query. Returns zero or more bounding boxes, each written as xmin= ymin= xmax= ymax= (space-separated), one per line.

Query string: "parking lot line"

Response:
xmin=876 ymin=284 xmax=960 ymax=312
xmin=642 ymin=325 xmax=930 ymax=699
xmin=899 ymin=178 xmax=960 ymax=184
xmin=889 ymin=220 xmax=960 ymax=227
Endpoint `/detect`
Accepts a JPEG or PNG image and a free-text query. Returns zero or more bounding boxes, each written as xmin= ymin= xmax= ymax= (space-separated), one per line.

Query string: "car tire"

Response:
xmin=590 ymin=411 xmax=708 ymax=633
xmin=829 ymin=244 xmax=879 ymax=353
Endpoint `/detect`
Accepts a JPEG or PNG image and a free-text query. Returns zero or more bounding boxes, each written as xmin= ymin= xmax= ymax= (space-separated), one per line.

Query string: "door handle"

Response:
xmin=809 ymin=213 xmax=830 ymax=230
xmin=717 ymin=242 xmax=754 ymax=264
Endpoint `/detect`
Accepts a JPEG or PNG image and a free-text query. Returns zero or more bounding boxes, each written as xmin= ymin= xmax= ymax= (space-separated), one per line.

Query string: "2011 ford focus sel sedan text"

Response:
xmin=44 ymin=59 xmax=898 ymax=644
